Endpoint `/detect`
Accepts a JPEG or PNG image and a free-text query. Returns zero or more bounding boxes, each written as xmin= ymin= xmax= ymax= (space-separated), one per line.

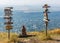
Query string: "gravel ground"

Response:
xmin=17 ymin=37 xmax=60 ymax=43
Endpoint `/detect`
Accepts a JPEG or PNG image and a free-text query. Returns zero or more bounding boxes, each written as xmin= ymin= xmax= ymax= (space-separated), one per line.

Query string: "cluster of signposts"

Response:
xmin=4 ymin=4 xmax=50 ymax=39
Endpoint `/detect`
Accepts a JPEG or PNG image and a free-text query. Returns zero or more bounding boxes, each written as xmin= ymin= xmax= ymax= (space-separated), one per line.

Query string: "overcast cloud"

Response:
xmin=0 ymin=0 xmax=59 ymax=6
xmin=0 ymin=0 xmax=60 ymax=12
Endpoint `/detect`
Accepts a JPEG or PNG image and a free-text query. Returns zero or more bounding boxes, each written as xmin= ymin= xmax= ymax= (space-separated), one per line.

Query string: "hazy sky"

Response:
xmin=0 ymin=0 xmax=60 ymax=6
xmin=0 ymin=0 xmax=60 ymax=12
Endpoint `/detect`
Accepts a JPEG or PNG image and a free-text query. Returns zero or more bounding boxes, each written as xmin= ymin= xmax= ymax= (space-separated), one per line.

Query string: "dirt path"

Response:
xmin=17 ymin=35 xmax=60 ymax=43
xmin=0 ymin=36 xmax=60 ymax=43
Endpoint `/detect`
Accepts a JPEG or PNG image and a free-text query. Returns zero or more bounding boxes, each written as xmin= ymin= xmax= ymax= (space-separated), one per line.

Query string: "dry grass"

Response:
xmin=0 ymin=28 xmax=60 ymax=43
xmin=0 ymin=32 xmax=18 ymax=43
xmin=49 ymin=28 xmax=60 ymax=34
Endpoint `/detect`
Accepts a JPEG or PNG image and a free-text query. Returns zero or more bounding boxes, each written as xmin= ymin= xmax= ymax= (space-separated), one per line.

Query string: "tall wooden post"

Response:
xmin=4 ymin=7 xmax=13 ymax=39
xmin=43 ymin=4 xmax=50 ymax=36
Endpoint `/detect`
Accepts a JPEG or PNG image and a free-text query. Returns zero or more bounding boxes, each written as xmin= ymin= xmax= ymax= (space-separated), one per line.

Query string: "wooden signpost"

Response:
xmin=4 ymin=7 xmax=13 ymax=39
xmin=43 ymin=4 xmax=50 ymax=36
